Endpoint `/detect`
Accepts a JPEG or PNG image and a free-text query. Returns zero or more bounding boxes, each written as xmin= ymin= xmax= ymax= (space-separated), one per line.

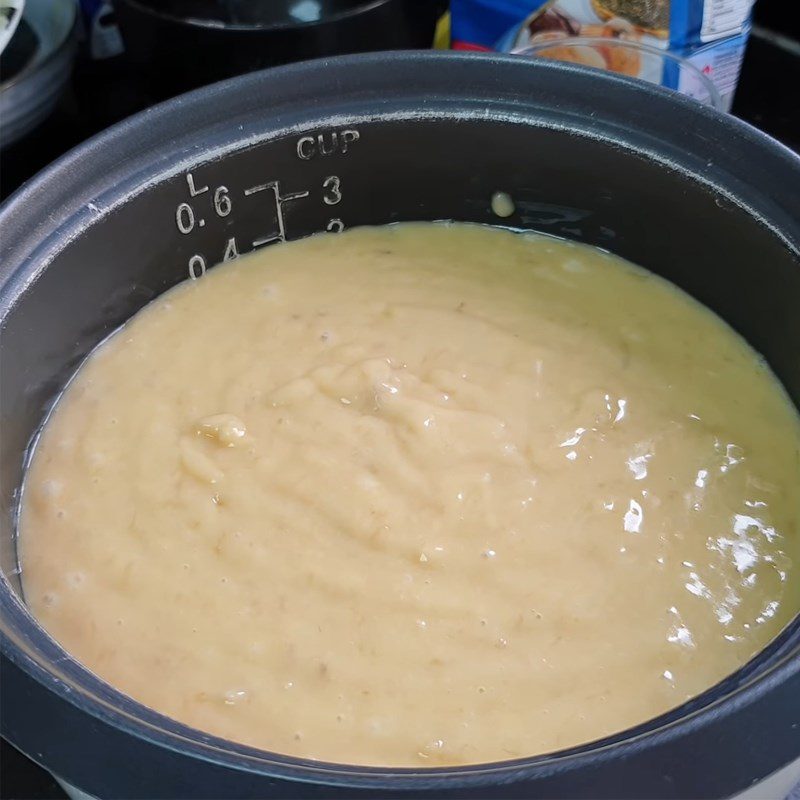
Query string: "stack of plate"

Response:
xmin=0 ymin=0 xmax=77 ymax=148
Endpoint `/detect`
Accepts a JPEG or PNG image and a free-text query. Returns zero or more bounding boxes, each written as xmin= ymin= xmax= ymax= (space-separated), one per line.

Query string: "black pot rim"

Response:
xmin=1 ymin=51 xmax=799 ymax=792
xmin=115 ymin=0 xmax=398 ymax=33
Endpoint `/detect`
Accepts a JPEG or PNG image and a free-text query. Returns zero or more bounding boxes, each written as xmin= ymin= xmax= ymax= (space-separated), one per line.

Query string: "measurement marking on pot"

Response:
xmin=323 ymin=176 xmax=342 ymax=206
xmin=176 ymin=179 xmax=234 ymax=235
xmin=189 ymin=254 xmax=206 ymax=280
xmin=176 ymin=203 xmax=195 ymax=234
xmin=214 ymin=186 xmax=232 ymax=217
xmin=244 ymin=180 xmax=310 ymax=248
xmin=296 ymin=129 xmax=360 ymax=160
xmin=178 ymin=168 xmax=347 ymax=279
xmin=224 ymin=237 xmax=239 ymax=262
xmin=186 ymin=173 xmax=209 ymax=197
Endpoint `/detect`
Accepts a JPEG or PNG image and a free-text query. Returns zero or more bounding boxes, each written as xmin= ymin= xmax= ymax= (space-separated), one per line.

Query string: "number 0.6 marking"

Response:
xmin=214 ymin=186 xmax=231 ymax=217
xmin=176 ymin=184 xmax=232 ymax=235
xmin=176 ymin=202 xmax=195 ymax=234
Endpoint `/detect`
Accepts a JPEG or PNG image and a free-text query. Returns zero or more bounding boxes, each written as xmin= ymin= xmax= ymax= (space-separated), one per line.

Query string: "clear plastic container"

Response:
xmin=515 ymin=37 xmax=723 ymax=110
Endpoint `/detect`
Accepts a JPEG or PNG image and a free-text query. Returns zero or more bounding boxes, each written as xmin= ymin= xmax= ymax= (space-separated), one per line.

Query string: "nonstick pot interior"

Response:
xmin=1 ymin=53 xmax=799 ymax=799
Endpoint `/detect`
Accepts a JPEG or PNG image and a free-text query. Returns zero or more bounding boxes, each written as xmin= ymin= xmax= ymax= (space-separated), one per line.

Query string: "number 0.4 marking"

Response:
xmin=223 ymin=237 xmax=239 ymax=261
xmin=188 ymin=254 xmax=206 ymax=280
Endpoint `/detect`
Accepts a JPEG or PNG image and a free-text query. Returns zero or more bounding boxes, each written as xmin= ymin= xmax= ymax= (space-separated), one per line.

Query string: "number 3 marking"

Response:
xmin=322 ymin=175 xmax=342 ymax=206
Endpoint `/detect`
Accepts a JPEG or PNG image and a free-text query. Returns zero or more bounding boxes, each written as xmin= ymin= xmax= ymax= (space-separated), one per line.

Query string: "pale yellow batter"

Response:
xmin=20 ymin=223 xmax=800 ymax=766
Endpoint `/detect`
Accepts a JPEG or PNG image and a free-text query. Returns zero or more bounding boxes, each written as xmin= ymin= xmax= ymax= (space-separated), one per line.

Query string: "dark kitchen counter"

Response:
xmin=1 ymin=13 xmax=799 ymax=800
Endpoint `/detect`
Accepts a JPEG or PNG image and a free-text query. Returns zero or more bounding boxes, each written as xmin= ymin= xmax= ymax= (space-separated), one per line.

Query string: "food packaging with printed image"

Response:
xmin=451 ymin=0 xmax=756 ymax=110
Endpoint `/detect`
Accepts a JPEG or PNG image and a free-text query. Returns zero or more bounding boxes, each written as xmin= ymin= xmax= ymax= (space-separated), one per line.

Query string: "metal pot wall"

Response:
xmin=111 ymin=0 xmax=444 ymax=100
xmin=1 ymin=52 xmax=799 ymax=799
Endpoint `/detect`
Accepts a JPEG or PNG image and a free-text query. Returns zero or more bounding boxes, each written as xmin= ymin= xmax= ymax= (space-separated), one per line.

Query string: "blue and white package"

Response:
xmin=451 ymin=0 xmax=756 ymax=110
